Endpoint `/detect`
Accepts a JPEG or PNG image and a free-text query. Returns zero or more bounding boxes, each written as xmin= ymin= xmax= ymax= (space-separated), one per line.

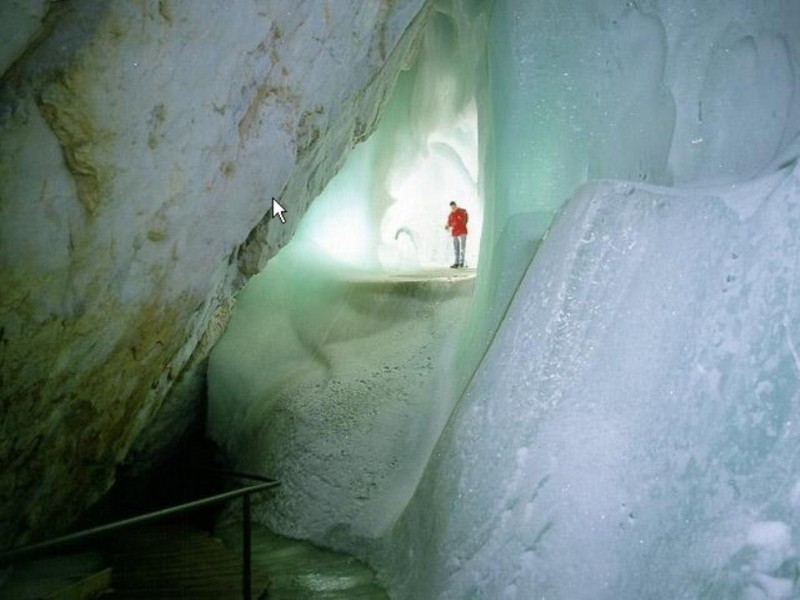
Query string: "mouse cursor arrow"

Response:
xmin=271 ymin=197 xmax=287 ymax=224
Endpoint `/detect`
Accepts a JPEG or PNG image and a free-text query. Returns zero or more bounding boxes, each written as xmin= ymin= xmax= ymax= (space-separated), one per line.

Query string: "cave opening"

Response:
xmin=281 ymin=5 xmax=484 ymax=275
xmin=204 ymin=1 xmax=491 ymax=550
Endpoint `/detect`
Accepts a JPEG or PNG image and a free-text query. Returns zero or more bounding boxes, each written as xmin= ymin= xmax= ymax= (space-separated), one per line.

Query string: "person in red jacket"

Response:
xmin=445 ymin=201 xmax=469 ymax=268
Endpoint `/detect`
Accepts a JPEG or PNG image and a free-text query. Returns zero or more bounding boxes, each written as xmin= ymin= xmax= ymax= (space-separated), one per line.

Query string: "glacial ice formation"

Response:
xmin=382 ymin=169 xmax=800 ymax=598
xmin=368 ymin=1 xmax=800 ymax=598
xmin=210 ymin=0 xmax=800 ymax=598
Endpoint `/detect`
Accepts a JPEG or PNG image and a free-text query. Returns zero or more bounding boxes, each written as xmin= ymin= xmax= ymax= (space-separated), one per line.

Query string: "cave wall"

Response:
xmin=0 ymin=0 xmax=430 ymax=546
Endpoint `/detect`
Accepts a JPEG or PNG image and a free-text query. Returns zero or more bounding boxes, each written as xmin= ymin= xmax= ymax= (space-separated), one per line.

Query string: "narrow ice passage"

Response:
xmin=208 ymin=0 xmax=486 ymax=550
xmin=209 ymin=0 xmax=800 ymax=599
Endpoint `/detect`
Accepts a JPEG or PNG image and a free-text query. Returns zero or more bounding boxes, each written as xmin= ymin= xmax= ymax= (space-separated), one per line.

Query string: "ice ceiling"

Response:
xmin=210 ymin=0 xmax=800 ymax=598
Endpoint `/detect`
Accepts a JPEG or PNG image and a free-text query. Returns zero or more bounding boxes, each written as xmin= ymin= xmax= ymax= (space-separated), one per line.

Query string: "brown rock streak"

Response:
xmin=36 ymin=75 xmax=106 ymax=216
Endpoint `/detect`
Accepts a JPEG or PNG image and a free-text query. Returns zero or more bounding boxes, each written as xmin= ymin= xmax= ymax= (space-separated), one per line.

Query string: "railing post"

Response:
xmin=242 ymin=494 xmax=252 ymax=600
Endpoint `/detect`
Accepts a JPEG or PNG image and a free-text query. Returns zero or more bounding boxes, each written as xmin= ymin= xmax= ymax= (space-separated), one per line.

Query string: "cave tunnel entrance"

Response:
xmin=290 ymin=13 xmax=484 ymax=275
xmin=205 ymin=2 xmax=489 ymax=550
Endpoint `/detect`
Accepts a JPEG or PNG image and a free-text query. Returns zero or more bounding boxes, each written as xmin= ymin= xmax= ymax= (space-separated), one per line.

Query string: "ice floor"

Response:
xmin=343 ymin=266 xmax=476 ymax=282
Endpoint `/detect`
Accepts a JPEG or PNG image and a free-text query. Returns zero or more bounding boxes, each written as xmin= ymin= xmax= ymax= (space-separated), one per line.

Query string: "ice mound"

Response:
xmin=377 ymin=164 xmax=800 ymax=599
xmin=207 ymin=243 xmax=475 ymax=544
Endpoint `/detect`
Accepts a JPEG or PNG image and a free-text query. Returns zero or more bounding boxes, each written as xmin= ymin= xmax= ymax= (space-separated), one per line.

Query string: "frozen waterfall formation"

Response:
xmin=211 ymin=0 xmax=800 ymax=598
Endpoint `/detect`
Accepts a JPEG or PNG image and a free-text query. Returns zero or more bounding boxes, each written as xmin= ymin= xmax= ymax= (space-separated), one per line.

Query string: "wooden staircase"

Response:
xmin=0 ymin=551 xmax=111 ymax=599
xmin=216 ymin=523 xmax=389 ymax=600
xmin=104 ymin=523 xmax=270 ymax=599
xmin=2 ymin=520 xmax=393 ymax=599
xmin=1 ymin=523 xmax=271 ymax=599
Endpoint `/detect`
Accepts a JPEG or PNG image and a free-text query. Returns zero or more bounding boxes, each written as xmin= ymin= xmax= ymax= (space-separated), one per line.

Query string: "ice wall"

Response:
xmin=383 ymin=166 xmax=800 ymax=599
xmin=370 ymin=1 xmax=800 ymax=598
xmin=462 ymin=0 xmax=800 ymax=391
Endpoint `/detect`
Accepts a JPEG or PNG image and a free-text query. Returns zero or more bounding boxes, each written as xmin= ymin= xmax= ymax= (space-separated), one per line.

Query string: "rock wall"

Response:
xmin=0 ymin=0 xmax=430 ymax=546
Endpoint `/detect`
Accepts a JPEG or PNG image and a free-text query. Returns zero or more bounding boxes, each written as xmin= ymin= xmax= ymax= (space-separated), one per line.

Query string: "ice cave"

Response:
xmin=2 ymin=0 xmax=800 ymax=598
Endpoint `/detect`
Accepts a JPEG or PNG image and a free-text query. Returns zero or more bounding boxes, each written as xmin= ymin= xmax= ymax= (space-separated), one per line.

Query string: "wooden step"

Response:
xmin=216 ymin=522 xmax=389 ymax=600
xmin=46 ymin=568 xmax=112 ymax=600
xmin=0 ymin=551 xmax=110 ymax=600
xmin=106 ymin=523 xmax=270 ymax=599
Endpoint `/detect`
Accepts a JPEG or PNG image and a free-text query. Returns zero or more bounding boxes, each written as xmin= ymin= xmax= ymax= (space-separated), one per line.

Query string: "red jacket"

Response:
xmin=447 ymin=208 xmax=469 ymax=236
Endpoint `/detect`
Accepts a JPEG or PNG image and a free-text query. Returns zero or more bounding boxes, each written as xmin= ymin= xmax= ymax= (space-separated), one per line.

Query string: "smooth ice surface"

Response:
xmin=379 ymin=165 xmax=800 ymax=599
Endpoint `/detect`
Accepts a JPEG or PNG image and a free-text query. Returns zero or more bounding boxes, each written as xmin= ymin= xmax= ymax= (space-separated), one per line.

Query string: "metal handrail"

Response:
xmin=0 ymin=473 xmax=279 ymax=600
xmin=210 ymin=469 xmax=276 ymax=484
